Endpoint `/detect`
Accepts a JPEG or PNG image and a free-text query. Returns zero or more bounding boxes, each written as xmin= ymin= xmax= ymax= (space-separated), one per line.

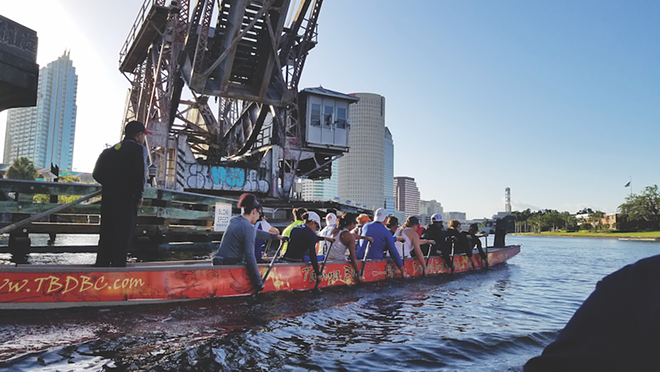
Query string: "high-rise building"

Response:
xmin=4 ymin=51 xmax=77 ymax=170
xmin=419 ymin=199 xmax=444 ymax=225
xmin=301 ymin=161 xmax=339 ymax=201
xmin=338 ymin=93 xmax=387 ymax=210
xmin=384 ymin=127 xmax=395 ymax=214
xmin=395 ymin=176 xmax=420 ymax=218
xmin=444 ymin=211 xmax=467 ymax=223
xmin=420 ymin=199 xmax=443 ymax=216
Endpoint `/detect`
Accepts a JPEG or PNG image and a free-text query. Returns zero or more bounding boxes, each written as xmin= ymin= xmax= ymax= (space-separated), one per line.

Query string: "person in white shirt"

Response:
xmin=393 ymin=216 xmax=434 ymax=275
xmin=317 ymin=212 xmax=337 ymax=255
xmin=254 ymin=212 xmax=279 ymax=262
xmin=326 ymin=213 xmax=363 ymax=282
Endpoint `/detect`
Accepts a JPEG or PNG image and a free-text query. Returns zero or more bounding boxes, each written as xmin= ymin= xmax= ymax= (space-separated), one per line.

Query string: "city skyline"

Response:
xmin=0 ymin=1 xmax=658 ymax=219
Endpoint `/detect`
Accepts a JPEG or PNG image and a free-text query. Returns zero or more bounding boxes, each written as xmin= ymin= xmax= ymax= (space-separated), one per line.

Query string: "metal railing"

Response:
xmin=118 ymin=0 xmax=165 ymax=68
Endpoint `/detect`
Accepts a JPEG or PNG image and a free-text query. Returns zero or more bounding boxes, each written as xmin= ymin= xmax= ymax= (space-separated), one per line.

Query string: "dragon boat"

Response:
xmin=0 ymin=245 xmax=520 ymax=310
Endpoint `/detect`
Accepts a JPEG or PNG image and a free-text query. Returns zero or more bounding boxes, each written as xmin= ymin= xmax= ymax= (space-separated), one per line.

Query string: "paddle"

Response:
xmin=359 ymin=241 xmax=372 ymax=279
xmin=481 ymin=235 xmax=490 ymax=269
xmin=425 ymin=238 xmax=436 ymax=266
xmin=261 ymin=238 xmax=273 ymax=261
xmin=261 ymin=238 xmax=285 ymax=284
xmin=313 ymin=240 xmax=330 ymax=290
xmin=450 ymin=238 xmax=456 ymax=273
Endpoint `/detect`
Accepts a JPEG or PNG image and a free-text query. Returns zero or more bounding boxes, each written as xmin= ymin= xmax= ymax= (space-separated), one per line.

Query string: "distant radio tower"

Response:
xmin=505 ymin=187 xmax=511 ymax=212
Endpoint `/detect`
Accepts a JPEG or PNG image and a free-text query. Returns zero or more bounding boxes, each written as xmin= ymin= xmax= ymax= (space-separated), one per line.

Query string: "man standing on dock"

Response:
xmin=93 ymin=121 xmax=149 ymax=267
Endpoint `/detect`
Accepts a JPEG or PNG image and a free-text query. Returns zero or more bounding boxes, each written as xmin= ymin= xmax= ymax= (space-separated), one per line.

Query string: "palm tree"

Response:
xmin=590 ymin=211 xmax=605 ymax=232
xmin=6 ymin=157 xmax=38 ymax=180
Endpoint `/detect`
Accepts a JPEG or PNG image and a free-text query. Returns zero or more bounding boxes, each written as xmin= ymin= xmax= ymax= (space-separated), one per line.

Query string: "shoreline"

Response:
xmin=511 ymin=233 xmax=660 ymax=240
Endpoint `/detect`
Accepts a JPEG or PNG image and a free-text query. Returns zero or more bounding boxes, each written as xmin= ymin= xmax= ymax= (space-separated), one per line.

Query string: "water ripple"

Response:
xmin=2 ymin=236 xmax=660 ymax=370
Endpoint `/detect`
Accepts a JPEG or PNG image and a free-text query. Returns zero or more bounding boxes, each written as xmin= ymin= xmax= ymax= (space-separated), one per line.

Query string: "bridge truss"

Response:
xmin=118 ymin=0 xmax=339 ymax=199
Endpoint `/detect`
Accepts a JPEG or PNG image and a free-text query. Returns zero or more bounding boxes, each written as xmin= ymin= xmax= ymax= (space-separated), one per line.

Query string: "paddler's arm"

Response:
xmin=406 ymin=229 xmax=429 ymax=275
xmin=243 ymin=225 xmax=264 ymax=291
xmin=385 ymin=232 xmax=408 ymax=278
xmin=352 ymin=233 xmax=373 ymax=243
xmin=255 ymin=228 xmax=278 ymax=240
xmin=345 ymin=232 xmax=362 ymax=282
xmin=309 ymin=237 xmax=322 ymax=283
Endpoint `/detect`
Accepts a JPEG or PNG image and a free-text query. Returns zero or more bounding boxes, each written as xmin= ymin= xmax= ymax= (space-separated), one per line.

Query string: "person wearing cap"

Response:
xmin=282 ymin=211 xmax=335 ymax=285
xmin=317 ymin=212 xmax=337 ymax=255
xmin=353 ymin=213 xmax=371 ymax=236
xmin=280 ymin=207 xmax=306 ymax=257
xmin=212 ymin=193 xmax=287 ymax=292
xmin=356 ymin=208 xmax=409 ymax=278
xmin=92 ymin=120 xmax=150 ymax=267
xmin=421 ymin=213 xmax=452 ymax=271
xmin=393 ymin=216 xmax=434 ymax=275
xmin=463 ymin=223 xmax=489 ymax=268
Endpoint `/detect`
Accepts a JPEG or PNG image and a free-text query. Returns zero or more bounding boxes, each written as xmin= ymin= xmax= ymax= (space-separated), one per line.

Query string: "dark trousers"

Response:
xmin=438 ymin=243 xmax=453 ymax=268
xmin=96 ymin=195 xmax=137 ymax=267
xmin=469 ymin=237 xmax=487 ymax=261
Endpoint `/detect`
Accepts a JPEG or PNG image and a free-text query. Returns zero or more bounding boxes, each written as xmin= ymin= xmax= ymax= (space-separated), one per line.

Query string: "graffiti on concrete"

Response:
xmin=185 ymin=164 xmax=270 ymax=193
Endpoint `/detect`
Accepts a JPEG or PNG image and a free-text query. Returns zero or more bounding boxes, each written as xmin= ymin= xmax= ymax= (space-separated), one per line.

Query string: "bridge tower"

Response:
xmin=118 ymin=0 xmax=347 ymax=200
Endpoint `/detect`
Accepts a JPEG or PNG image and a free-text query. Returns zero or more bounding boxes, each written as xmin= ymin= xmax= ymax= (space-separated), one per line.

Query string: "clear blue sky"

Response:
xmin=2 ymin=1 xmax=658 ymax=219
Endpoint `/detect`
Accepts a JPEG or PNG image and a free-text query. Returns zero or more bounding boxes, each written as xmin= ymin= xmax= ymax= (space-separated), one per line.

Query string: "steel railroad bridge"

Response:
xmin=118 ymin=0 xmax=355 ymax=204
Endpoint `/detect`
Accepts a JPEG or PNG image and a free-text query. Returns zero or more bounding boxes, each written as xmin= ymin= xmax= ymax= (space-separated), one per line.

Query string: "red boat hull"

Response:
xmin=0 ymin=245 xmax=520 ymax=309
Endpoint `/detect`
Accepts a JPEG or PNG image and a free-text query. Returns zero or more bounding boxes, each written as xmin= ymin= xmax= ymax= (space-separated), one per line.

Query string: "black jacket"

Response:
xmin=445 ymin=228 xmax=471 ymax=256
xmin=421 ymin=223 xmax=447 ymax=255
xmin=93 ymin=139 xmax=146 ymax=201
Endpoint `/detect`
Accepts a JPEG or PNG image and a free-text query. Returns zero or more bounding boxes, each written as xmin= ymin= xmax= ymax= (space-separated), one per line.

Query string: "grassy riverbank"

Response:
xmin=512 ymin=231 xmax=660 ymax=239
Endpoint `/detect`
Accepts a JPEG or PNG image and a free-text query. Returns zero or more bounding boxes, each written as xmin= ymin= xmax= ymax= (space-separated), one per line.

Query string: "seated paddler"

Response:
xmin=282 ymin=211 xmax=334 ymax=285
xmin=211 ymin=193 xmax=286 ymax=292
xmin=356 ymin=208 xmax=409 ymax=279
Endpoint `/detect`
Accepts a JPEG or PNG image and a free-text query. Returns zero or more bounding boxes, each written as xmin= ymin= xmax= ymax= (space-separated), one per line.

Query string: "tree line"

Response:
xmin=4 ymin=156 xmax=82 ymax=203
xmin=511 ymin=185 xmax=660 ymax=233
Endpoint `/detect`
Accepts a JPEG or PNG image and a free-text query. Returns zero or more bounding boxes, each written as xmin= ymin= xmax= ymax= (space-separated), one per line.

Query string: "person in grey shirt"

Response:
xmin=212 ymin=193 xmax=286 ymax=292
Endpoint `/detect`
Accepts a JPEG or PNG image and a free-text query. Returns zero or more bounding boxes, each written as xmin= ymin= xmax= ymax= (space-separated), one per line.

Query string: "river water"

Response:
xmin=1 ymin=235 xmax=659 ymax=371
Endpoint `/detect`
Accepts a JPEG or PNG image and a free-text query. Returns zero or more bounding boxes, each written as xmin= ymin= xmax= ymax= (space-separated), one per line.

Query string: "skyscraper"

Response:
xmin=419 ymin=199 xmax=444 ymax=225
xmin=384 ymin=127 xmax=395 ymax=214
xmin=301 ymin=161 xmax=339 ymax=201
xmin=338 ymin=93 xmax=386 ymax=210
xmin=4 ymin=51 xmax=77 ymax=170
xmin=395 ymin=176 xmax=420 ymax=218
xmin=420 ymin=199 xmax=443 ymax=216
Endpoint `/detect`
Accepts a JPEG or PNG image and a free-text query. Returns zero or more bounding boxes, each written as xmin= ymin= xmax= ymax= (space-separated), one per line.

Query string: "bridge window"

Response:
xmin=324 ymin=105 xmax=333 ymax=126
xmin=336 ymin=107 xmax=347 ymax=128
xmin=311 ymin=104 xmax=321 ymax=126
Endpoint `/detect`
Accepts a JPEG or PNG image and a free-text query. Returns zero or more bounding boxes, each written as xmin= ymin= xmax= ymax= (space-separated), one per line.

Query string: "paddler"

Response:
xmin=279 ymin=207 xmax=306 ymax=257
xmin=325 ymin=213 xmax=368 ymax=281
xmin=445 ymin=220 xmax=475 ymax=268
xmin=393 ymin=216 xmax=433 ymax=275
xmin=211 ymin=193 xmax=287 ymax=292
xmin=356 ymin=208 xmax=408 ymax=278
xmin=421 ymin=214 xmax=453 ymax=271
xmin=281 ymin=211 xmax=334 ymax=286
xmin=463 ymin=223 xmax=489 ymax=268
